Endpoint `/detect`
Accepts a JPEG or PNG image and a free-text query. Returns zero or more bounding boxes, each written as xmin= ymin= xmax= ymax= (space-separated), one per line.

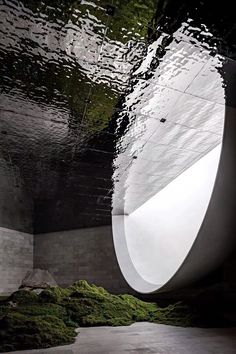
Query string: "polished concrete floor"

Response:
xmin=7 ymin=323 xmax=236 ymax=354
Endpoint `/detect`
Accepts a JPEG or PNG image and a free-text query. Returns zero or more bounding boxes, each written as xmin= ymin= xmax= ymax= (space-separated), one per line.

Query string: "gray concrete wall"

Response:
xmin=0 ymin=172 xmax=33 ymax=233
xmin=0 ymin=227 xmax=33 ymax=295
xmin=34 ymin=225 xmax=132 ymax=294
xmin=1 ymin=223 xmax=236 ymax=301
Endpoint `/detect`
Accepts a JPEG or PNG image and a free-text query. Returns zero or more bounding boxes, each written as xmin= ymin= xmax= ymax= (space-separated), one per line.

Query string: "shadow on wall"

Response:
xmin=0 ymin=172 xmax=33 ymax=233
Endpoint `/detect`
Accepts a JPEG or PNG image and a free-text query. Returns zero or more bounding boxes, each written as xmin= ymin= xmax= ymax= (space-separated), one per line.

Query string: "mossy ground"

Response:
xmin=0 ymin=280 xmax=193 ymax=352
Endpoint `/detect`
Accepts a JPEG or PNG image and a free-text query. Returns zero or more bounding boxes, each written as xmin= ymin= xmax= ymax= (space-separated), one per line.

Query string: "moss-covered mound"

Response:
xmin=0 ymin=280 xmax=192 ymax=352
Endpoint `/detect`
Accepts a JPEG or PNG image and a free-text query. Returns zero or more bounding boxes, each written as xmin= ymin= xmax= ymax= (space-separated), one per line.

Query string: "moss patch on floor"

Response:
xmin=0 ymin=280 xmax=193 ymax=352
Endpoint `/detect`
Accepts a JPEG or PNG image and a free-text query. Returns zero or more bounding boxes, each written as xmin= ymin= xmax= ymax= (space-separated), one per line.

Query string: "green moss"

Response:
xmin=0 ymin=280 xmax=193 ymax=352
xmin=16 ymin=303 xmax=67 ymax=321
xmin=39 ymin=286 xmax=71 ymax=303
xmin=8 ymin=290 xmax=39 ymax=305
xmin=150 ymin=302 xmax=194 ymax=327
xmin=0 ymin=313 xmax=76 ymax=352
xmin=0 ymin=304 xmax=10 ymax=318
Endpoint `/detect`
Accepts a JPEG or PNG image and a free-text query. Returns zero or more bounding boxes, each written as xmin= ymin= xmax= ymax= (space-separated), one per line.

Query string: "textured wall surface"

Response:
xmin=0 ymin=227 xmax=33 ymax=295
xmin=0 ymin=173 xmax=33 ymax=233
xmin=34 ymin=226 xmax=131 ymax=294
xmin=1 ymin=223 xmax=236 ymax=300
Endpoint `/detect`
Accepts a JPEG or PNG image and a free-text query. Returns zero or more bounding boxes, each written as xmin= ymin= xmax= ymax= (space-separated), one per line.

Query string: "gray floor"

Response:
xmin=6 ymin=323 xmax=236 ymax=354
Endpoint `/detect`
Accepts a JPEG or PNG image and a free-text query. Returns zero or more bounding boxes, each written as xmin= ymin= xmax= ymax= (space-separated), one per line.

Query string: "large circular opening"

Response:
xmin=111 ymin=26 xmax=228 ymax=293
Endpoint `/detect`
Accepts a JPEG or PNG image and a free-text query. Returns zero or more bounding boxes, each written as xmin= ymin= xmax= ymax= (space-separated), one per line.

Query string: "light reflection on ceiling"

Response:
xmin=112 ymin=28 xmax=225 ymax=214
xmin=0 ymin=0 xmax=235 ymax=233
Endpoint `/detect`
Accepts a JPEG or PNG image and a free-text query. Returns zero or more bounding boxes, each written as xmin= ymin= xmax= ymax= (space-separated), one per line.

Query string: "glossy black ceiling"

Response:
xmin=0 ymin=0 xmax=235 ymax=233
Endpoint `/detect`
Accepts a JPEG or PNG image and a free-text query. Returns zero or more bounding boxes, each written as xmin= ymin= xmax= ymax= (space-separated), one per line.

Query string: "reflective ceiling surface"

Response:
xmin=0 ymin=0 xmax=235 ymax=233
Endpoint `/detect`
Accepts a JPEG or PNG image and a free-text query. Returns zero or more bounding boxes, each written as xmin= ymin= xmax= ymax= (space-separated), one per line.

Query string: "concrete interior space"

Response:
xmin=1 ymin=0 xmax=236 ymax=353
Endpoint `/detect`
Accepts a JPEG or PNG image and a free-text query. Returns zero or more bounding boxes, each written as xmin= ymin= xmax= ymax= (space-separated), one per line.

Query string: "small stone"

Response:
xmin=20 ymin=269 xmax=57 ymax=289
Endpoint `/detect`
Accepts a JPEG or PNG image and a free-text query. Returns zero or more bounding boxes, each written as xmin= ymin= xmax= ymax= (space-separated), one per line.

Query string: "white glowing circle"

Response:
xmin=112 ymin=30 xmax=226 ymax=293
xmin=112 ymin=145 xmax=222 ymax=293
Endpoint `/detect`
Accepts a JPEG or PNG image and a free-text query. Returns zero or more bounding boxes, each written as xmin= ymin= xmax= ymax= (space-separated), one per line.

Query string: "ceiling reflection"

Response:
xmin=112 ymin=29 xmax=225 ymax=214
xmin=0 ymin=0 xmax=235 ymax=233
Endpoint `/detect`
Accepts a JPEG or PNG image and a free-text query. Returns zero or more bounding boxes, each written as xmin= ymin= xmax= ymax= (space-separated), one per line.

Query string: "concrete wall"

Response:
xmin=34 ymin=225 xmax=132 ymax=294
xmin=0 ymin=222 xmax=235 ymax=301
xmin=0 ymin=172 xmax=33 ymax=233
xmin=0 ymin=227 xmax=33 ymax=295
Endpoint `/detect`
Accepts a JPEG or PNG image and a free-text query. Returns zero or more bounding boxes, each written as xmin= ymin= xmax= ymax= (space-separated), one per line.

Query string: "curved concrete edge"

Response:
xmin=112 ymin=214 xmax=158 ymax=293
xmin=164 ymin=105 xmax=236 ymax=291
xmin=112 ymin=143 xmax=220 ymax=293
xmin=112 ymin=106 xmax=236 ymax=294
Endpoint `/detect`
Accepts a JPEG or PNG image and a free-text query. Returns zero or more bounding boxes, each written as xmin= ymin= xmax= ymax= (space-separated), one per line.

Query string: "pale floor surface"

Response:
xmin=5 ymin=322 xmax=236 ymax=354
